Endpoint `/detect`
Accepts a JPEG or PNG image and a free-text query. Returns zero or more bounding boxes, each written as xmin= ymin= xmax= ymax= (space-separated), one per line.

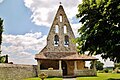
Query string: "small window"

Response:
xmin=64 ymin=35 xmax=69 ymax=47
xmin=60 ymin=15 xmax=62 ymax=22
xmin=64 ymin=25 xmax=67 ymax=34
xmin=54 ymin=35 xmax=59 ymax=46
xmin=55 ymin=25 xmax=59 ymax=33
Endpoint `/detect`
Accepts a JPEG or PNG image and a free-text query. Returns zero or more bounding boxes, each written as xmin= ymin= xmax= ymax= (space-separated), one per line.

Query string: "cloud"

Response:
xmin=23 ymin=0 xmax=83 ymax=39
xmin=23 ymin=0 xmax=83 ymax=37
xmin=2 ymin=32 xmax=47 ymax=64
xmin=1 ymin=31 xmax=114 ymax=67
xmin=0 ymin=0 xmax=4 ymax=3
xmin=85 ymin=55 xmax=114 ymax=68
xmin=71 ymin=23 xmax=82 ymax=37
xmin=24 ymin=0 xmax=82 ymax=27
xmin=95 ymin=55 xmax=114 ymax=67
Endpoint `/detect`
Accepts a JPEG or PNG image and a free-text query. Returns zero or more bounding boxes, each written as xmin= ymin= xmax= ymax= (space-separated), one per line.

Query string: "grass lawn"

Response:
xmin=76 ymin=73 xmax=120 ymax=80
xmin=24 ymin=73 xmax=120 ymax=80
xmin=23 ymin=77 xmax=62 ymax=80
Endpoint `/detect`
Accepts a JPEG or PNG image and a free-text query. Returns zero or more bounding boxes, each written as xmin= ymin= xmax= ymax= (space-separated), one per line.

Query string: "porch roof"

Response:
xmin=35 ymin=52 xmax=98 ymax=60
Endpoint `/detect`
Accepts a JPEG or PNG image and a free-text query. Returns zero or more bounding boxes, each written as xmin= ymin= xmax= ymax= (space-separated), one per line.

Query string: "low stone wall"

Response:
xmin=0 ymin=63 xmax=37 ymax=80
xmin=74 ymin=69 xmax=97 ymax=76
xmin=38 ymin=70 xmax=62 ymax=77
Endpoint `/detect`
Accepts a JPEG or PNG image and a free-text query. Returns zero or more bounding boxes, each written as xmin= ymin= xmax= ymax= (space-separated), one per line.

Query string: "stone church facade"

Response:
xmin=35 ymin=4 xmax=97 ymax=77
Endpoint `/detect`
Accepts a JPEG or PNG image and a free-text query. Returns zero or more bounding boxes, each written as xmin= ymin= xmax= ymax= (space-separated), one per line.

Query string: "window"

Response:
xmin=60 ymin=15 xmax=62 ymax=22
xmin=55 ymin=25 xmax=59 ymax=33
xmin=64 ymin=25 xmax=67 ymax=34
xmin=54 ymin=35 xmax=59 ymax=46
xmin=64 ymin=35 xmax=69 ymax=47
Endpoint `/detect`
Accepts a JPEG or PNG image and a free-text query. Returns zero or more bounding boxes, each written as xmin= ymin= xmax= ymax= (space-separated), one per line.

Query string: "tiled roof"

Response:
xmin=35 ymin=52 xmax=98 ymax=60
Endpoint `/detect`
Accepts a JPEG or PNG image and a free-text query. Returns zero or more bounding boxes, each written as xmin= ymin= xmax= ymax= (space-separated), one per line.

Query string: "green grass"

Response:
xmin=23 ymin=77 xmax=62 ymax=80
xmin=24 ymin=73 xmax=120 ymax=80
xmin=76 ymin=73 xmax=120 ymax=80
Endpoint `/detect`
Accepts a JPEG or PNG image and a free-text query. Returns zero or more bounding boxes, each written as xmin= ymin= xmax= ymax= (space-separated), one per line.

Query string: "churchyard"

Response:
xmin=24 ymin=73 xmax=120 ymax=80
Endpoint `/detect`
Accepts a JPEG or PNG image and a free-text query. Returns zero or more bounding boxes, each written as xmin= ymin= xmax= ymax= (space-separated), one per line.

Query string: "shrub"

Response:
xmin=39 ymin=72 xmax=48 ymax=80
xmin=104 ymin=69 xmax=109 ymax=73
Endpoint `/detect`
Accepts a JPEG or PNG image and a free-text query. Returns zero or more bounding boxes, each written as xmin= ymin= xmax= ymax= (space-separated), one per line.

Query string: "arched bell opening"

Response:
xmin=54 ymin=35 xmax=59 ymax=46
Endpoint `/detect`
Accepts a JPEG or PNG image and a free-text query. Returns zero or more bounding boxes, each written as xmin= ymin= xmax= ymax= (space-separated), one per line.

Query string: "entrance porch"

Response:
xmin=37 ymin=59 xmax=97 ymax=77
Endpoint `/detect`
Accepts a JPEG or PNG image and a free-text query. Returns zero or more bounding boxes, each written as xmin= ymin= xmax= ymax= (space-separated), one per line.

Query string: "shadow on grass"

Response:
xmin=108 ymin=78 xmax=120 ymax=80
xmin=47 ymin=76 xmax=62 ymax=78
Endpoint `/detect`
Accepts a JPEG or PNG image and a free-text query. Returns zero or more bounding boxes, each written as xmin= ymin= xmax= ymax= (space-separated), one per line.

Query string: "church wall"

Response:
xmin=0 ymin=64 xmax=37 ymax=80
xmin=74 ymin=69 xmax=97 ymax=76
xmin=45 ymin=5 xmax=77 ymax=53
xmin=38 ymin=70 xmax=62 ymax=77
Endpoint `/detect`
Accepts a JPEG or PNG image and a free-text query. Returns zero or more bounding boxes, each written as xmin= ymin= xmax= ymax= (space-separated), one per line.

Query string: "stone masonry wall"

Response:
xmin=0 ymin=64 xmax=37 ymax=80
xmin=38 ymin=70 xmax=62 ymax=77
xmin=74 ymin=69 xmax=97 ymax=76
xmin=46 ymin=5 xmax=77 ymax=52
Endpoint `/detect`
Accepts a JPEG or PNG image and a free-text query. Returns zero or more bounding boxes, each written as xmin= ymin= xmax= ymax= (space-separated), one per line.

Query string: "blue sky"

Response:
xmin=0 ymin=0 xmax=48 ymax=35
xmin=0 ymin=0 xmax=114 ymax=67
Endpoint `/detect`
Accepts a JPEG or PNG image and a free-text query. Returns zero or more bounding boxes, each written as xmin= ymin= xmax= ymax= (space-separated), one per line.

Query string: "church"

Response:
xmin=35 ymin=4 xmax=97 ymax=77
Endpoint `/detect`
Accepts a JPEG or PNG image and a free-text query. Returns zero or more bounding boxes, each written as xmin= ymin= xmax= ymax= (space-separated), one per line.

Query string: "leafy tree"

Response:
xmin=0 ymin=18 xmax=8 ymax=63
xmin=0 ymin=56 xmax=6 ymax=63
xmin=76 ymin=0 xmax=120 ymax=62
xmin=90 ymin=61 xmax=104 ymax=70
xmin=0 ymin=18 xmax=4 ymax=63
xmin=0 ymin=18 xmax=3 ymax=54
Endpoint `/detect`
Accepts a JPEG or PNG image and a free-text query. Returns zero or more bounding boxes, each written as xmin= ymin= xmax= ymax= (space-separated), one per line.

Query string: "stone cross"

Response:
xmin=59 ymin=2 xmax=62 ymax=5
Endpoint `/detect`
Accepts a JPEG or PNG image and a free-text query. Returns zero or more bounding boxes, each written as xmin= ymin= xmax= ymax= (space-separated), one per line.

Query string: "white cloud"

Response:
xmin=1 ymin=32 xmax=47 ymax=65
xmin=85 ymin=56 xmax=114 ymax=68
xmin=23 ymin=0 xmax=83 ymax=38
xmin=71 ymin=23 xmax=82 ymax=37
xmin=24 ymin=0 xmax=82 ymax=27
xmin=95 ymin=55 xmax=114 ymax=67
xmin=1 ymin=32 xmax=114 ymax=67
xmin=0 ymin=0 xmax=4 ymax=3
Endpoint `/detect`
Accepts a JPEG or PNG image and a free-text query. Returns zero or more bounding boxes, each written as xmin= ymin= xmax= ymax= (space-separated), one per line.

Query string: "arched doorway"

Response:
xmin=62 ymin=61 xmax=67 ymax=76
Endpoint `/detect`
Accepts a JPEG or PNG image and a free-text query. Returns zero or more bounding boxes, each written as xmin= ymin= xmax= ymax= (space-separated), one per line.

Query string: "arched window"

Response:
xmin=64 ymin=35 xmax=69 ymax=46
xmin=60 ymin=15 xmax=62 ymax=22
xmin=64 ymin=25 xmax=67 ymax=34
xmin=55 ymin=25 xmax=59 ymax=33
xmin=54 ymin=35 xmax=59 ymax=46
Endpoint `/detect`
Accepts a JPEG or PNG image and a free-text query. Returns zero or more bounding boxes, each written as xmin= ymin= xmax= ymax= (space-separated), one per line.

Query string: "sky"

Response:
xmin=0 ymin=0 xmax=114 ymax=67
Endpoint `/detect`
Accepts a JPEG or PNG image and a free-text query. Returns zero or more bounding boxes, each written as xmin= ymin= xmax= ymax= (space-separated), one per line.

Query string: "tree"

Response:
xmin=0 ymin=18 xmax=8 ymax=63
xmin=90 ymin=61 xmax=104 ymax=70
xmin=0 ymin=18 xmax=4 ymax=63
xmin=76 ymin=0 xmax=120 ymax=62
xmin=0 ymin=18 xmax=3 ymax=54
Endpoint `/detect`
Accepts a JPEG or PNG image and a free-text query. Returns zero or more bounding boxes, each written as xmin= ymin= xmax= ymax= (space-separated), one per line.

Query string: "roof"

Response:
xmin=35 ymin=52 xmax=98 ymax=60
